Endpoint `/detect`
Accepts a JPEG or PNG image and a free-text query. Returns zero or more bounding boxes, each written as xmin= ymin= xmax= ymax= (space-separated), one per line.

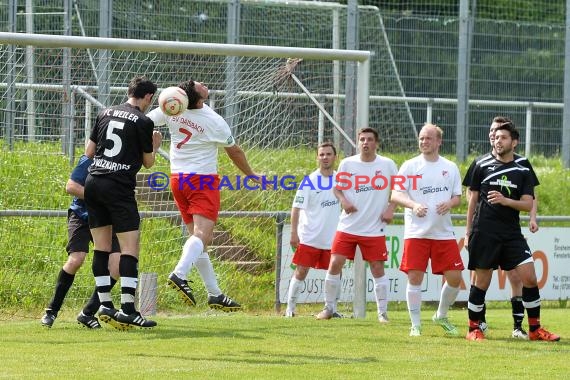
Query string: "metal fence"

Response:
xmin=1 ymin=0 xmax=569 ymax=160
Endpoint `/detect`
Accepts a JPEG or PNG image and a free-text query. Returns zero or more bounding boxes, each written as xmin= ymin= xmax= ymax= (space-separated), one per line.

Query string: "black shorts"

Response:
xmin=66 ymin=210 xmax=121 ymax=254
xmin=467 ymin=229 xmax=533 ymax=271
xmin=84 ymin=174 xmax=140 ymax=233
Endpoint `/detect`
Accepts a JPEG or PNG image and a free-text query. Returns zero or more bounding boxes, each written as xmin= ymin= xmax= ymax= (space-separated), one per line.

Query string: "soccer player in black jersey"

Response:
xmin=463 ymin=116 xmax=540 ymax=339
xmin=41 ymin=154 xmax=121 ymax=329
xmin=464 ymin=121 xmax=559 ymax=341
xmin=84 ymin=76 xmax=162 ymax=330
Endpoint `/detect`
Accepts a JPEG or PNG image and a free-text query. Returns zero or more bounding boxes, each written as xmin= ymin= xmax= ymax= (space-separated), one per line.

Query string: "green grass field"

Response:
xmin=1 ymin=143 xmax=569 ymax=379
xmin=1 ymin=307 xmax=569 ymax=379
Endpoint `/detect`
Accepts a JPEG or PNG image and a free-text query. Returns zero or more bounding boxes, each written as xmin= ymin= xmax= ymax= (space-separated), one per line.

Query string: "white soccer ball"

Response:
xmin=158 ymin=86 xmax=188 ymax=117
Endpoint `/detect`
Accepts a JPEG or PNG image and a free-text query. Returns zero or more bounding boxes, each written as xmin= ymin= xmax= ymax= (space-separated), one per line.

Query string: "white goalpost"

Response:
xmin=0 ymin=32 xmax=372 ymax=319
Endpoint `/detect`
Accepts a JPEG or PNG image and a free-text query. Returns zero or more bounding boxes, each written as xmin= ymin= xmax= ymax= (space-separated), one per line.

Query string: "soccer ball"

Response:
xmin=158 ymin=86 xmax=188 ymax=117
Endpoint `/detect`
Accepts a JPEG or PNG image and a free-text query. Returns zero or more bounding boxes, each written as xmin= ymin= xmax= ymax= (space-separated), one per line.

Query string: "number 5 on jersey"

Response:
xmin=104 ymin=120 xmax=125 ymax=157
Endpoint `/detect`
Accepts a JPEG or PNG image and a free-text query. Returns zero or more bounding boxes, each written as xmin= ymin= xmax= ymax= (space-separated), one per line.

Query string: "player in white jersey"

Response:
xmin=391 ymin=124 xmax=463 ymax=337
xmin=147 ymin=79 xmax=260 ymax=311
xmin=285 ymin=143 xmax=341 ymax=317
xmin=316 ymin=128 xmax=397 ymax=322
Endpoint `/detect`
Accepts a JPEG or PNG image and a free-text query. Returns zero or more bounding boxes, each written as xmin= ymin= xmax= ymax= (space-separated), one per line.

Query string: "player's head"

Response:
xmin=317 ymin=142 xmax=337 ymax=171
xmin=490 ymin=116 xmax=512 ymax=147
xmin=357 ymin=127 xmax=379 ymax=156
xmin=418 ymin=123 xmax=442 ymax=156
xmin=127 ymin=76 xmax=157 ymax=112
xmin=357 ymin=127 xmax=379 ymax=142
xmin=127 ymin=76 xmax=157 ymax=99
xmin=493 ymin=120 xmax=519 ymax=157
xmin=178 ymin=79 xmax=209 ymax=110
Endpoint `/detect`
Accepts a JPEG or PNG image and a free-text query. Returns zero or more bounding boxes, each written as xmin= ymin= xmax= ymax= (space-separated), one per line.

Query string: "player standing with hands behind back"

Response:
xmin=85 ymin=76 xmax=162 ymax=329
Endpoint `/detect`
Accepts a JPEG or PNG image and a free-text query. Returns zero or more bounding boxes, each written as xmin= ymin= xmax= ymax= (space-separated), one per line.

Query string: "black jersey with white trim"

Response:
xmin=88 ymin=102 xmax=154 ymax=188
xmin=469 ymin=157 xmax=534 ymax=233
xmin=513 ymin=153 xmax=539 ymax=187
xmin=462 ymin=153 xmax=492 ymax=187
xmin=463 ymin=152 xmax=539 ymax=188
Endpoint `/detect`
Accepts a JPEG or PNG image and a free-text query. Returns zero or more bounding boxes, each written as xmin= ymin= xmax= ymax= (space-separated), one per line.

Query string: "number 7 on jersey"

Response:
xmin=177 ymin=128 xmax=193 ymax=149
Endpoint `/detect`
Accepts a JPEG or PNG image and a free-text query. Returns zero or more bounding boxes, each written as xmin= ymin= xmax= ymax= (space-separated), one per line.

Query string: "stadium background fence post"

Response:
xmin=563 ymin=0 xmax=570 ymax=168
xmin=274 ymin=213 xmax=286 ymax=314
xmin=353 ymin=249 xmax=366 ymax=318
xmin=352 ymin=56 xmax=371 ymax=319
xmin=138 ymin=272 xmax=158 ymax=316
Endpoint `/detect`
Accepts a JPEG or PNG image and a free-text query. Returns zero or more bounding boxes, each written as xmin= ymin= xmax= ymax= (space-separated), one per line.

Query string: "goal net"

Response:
xmin=0 ymin=32 xmax=370 ymax=320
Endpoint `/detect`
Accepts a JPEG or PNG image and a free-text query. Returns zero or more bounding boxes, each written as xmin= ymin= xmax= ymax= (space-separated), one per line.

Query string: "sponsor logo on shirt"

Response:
xmin=490 ymin=175 xmax=518 ymax=196
xmin=320 ymin=199 xmax=340 ymax=208
xmin=420 ymin=185 xmax=449 ymax=195
xmin=92 ymin=158 xmax=131 ymax=171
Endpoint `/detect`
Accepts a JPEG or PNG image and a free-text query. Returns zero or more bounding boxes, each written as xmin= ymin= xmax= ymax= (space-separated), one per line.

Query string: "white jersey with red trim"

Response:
xmin=292 ymin=170 xmax=340 ymax=249
xmin=335 ymin=154 xmax=398 ymax=237
xmin=147 ymin=104 xmax=235 ymax=174
xmin=395 ymin=155 xmax=462 ymax=239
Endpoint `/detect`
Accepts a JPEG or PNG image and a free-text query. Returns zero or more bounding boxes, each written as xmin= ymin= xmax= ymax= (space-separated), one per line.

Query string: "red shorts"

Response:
xmin=331 ymin=231 xmax=388 ymax=261
xmin=170 ymin=174 xmax=220 ymax=224
xmin=400 ymin=238 xmax=464 ymax=275
xmin=292 ymin=243 xmax=331 ymax=270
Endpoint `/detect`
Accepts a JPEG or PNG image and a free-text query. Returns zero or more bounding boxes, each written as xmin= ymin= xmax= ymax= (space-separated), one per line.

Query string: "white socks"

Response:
xmin=286 ymin=277 xmax=303 ymax=314
xmin=374 ymin=275 xmax=389 ymax=314
xmin=406 ymin=283 xmax=422 ymax=327
xmin=195 ymin=251 xmax=222 ymax=296
xmin=437 ymin=282 xmax=460 ymax=318
xmin=324 ymin=273 xmax=341 ymax=312
xmin=173 ymin=235 xmax=203 ymax=280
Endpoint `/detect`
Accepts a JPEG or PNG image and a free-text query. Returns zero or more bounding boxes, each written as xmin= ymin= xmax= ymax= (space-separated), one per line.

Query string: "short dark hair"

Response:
xmin=357 ymin=127 xmax=379 ymax=142
xmin=492 ymin=116 xmax=512 ymax=124
xmin=127 ymin=76 xmax=157 ymax=99
xmin=178 ymin=79 xmax=201 ymax=109
xmin=494 ymin=120 xmax=519 ymax=140
xmin=318 ymin=141 xmax=337 ymax=156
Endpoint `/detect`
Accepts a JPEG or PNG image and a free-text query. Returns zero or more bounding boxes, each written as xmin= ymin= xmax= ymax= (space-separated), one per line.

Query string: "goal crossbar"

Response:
xmin=0 ymin=32 xmax=370 ymax=62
